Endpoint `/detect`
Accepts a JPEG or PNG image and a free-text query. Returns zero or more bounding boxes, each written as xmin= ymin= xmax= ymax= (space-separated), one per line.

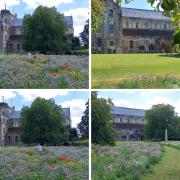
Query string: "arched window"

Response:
xmin=126 ymin=21 xmax=129 ymax=28
xmin=149 ymin=44 xmax=155 ymax=52
xmin=136 ymin=22 xmax=139 ymax=29
xmin=130 ymin=40 xmax=134 ymax=49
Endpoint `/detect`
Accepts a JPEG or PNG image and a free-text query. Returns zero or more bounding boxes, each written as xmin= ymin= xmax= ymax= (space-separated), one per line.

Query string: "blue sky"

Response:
xmin=98 ymin=90 xmax=180 ymax=114
xmin=0 ymin=0 xmax=89 ymax=36
xmin=121 ymin=0 xmax=154 ymax=10
xmin=0 ymin=90 xmax=89 ymax=127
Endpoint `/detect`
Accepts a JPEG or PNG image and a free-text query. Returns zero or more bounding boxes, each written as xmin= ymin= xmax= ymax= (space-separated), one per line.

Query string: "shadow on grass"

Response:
xmin=158 ymin=54 xmax=180 ymax=58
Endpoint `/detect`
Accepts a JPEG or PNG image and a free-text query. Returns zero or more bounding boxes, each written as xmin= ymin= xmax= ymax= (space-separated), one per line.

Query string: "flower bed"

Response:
xmin=92 ymin=142 xmax=163 ymax=180
xmin=0 ymin=54 xmax=88 ymax=88
xmin=0 ymin=146 xmax=88 ymax=179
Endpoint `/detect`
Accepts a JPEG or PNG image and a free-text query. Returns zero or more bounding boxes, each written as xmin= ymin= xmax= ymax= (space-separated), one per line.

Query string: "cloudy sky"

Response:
xmin=0 ymin=0 xmax=89 ymax=36
xmin=98 ymin=90 xmax=180 ymax=114
xmin=0 ymin=90 xmax=88 ymax=128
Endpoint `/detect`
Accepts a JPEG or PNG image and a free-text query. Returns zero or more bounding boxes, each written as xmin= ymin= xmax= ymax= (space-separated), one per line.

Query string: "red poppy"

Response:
xmin=48 ymin=72 xmax=58 ymax=76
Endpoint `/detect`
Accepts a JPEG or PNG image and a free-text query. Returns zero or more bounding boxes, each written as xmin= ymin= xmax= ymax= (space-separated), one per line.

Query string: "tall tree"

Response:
xmin=80 ymin=20 xmax=89 ymax=48
xmin=144 ymin=104 xmax=177 ymax=140
xmin=78 ymin=101 xmax=89 ymax=138
xmin=92 ymin=92 xmax=116 ymax=145
xmin=21 ymin=97 xmax=68 ymax=145
xmin=23 ymin=6 xmax=68 ymax=53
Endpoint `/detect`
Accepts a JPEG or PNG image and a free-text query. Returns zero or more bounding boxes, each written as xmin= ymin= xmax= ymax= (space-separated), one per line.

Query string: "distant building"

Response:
xmin=112 ymin=107 xmax=145 ymax=140
xmin=0 ymin=8 xmax=74 ymax=54
xmin=0 ymin=102 xmax=71 ymax=146
xmin=92 ymin=0 xmax=173 ymax=53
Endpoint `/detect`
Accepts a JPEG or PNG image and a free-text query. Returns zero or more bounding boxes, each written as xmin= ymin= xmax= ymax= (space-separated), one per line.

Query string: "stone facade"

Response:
xmin=0 ymin=102 xmax=71 ymax=146
xmin=92 ymin=0 xmax=173 ymax=53
xmin=112 ymin=107 xmax=145 ymax=141
xmin=0 ymin=8 xmax=74 ymax=54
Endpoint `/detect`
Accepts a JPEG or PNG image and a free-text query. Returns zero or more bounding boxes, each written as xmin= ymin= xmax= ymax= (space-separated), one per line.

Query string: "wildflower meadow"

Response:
xmin=0 ymin=54 xmax=88 ymax=88
xmin=0 ymin=146 xmax=88 ymax=179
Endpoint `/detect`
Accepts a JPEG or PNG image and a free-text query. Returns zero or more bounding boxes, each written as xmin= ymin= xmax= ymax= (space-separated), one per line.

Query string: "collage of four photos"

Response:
xmin=0 ymin=0 xmax=180 ymax=179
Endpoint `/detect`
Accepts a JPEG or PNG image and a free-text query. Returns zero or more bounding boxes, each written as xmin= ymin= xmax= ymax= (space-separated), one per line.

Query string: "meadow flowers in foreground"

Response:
xmin=92 ymin=142 xmax=163 ymax=180
xmin=0 ymin=54 xmax=88 ymax=88
xmin=0 ymin=146 xmax=88 ymax=179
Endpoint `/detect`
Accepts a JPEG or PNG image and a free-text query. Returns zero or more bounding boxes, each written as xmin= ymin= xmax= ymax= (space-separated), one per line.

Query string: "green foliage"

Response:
xmin=71 ymin=37 xmax=81 ymax=50
xmin=69 ymin=128 xmax=79 ymax=141
xmin=21 ymin=97 xmax=68 ymax=145
xmin=22 ymin=6 xmax=68 ymax=53
xmin=92 ymin=92 xmax=116 ymax=145
xmin=144 ymin=104 xmax=179 ymax=140
xmin=78 ymin=101 xmax=89 ymax=138
xmin=91 ymin=0 xmax=105 ymax=32
xmin=173 ymin=29 xmax=180 ymax=45
xmin=80 ymin=20 xmax=89 ymax=48
xmin=72 ymin=140 xmax=89 ymax=146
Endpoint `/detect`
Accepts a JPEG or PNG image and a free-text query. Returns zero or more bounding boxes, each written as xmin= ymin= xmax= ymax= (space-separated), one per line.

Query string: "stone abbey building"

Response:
xmin=92 ymin=0 xmax=174 ymax=53
xmin=0 ymin=102 xmax=71 ymax=146
xmin=112 ymin=107 xmax=145 ymax=140
xmin=0 ymin=8 xmax=74 ymax=54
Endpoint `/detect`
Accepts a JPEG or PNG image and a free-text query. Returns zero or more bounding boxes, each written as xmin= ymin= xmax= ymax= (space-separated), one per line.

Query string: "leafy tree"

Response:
xmin=71 ymin=37 xmax=81 ymax=50
xmin=173 ymin=29 xmax=180 ymax=45
xmin=21 ymin=97 xmax=68 ymax=145
xmin=91 ymin=0 xmax=105 ymax=32
xmin=69 ymin=128 xmax=79 ymax=141
xmin=80 ymin=20 xmax=89 ymax=48
xmin=22 ymin=6 xmax=68 ymax=53
xmin=144 ymin=104 xmax=177 ymax=140
xmin=78 ymin=101 xmax=89 ymax=138
xmin=92 ymin=92 xmax=116 ymax=145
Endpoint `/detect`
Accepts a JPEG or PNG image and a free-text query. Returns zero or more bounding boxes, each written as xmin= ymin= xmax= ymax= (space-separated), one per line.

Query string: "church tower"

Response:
xmin=92 ymin=0 xmax=123 ymax=53
xmin=0 ymin=5 xmax=15 ymax=53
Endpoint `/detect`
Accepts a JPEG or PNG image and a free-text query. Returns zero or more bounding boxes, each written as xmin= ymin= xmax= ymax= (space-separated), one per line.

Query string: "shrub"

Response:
xmin=72 ymin=140 xmax=89 ymax=147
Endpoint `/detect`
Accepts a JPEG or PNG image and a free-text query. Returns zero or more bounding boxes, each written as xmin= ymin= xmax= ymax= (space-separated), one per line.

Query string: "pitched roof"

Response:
xmin=64 ymin=16 xmax=73 ymax=26
xmin=112 ymin=107 xmax=145 ymax=117
xmin=12 ymin=18 xmax=23 ymax=27
xmin=62 ymin=108 xmax=71 ymax=119
xmin=121 ymin=7 xmax=171 ymax=21
xmin=10 ymin=111 xmax=21 ymax=120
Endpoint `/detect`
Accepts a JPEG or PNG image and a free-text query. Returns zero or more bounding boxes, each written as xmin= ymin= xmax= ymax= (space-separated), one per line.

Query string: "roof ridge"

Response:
xmin=121 ymin=7 xmax=163 ymax=13
xmin=113 ymin=106 xmax=145 ymax=111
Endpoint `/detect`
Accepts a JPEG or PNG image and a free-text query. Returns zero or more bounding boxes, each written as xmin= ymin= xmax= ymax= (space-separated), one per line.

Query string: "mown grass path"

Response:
xmin=143 ymin=146 xmax=180 ymax=180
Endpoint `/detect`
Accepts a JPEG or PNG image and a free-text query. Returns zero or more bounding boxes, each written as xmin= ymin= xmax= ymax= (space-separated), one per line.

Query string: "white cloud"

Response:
xmin=0 ymin=90 xmax=17 ymax=101
xmin=16 ymin=89 xmax=68 ymax=102
xmin=0 ymin=0 xmax=20 ymax=9
xmin=22 ymin=0 xmax=73 ymax=9
xmin=63 ymin=8 xmax=89 ymax=36
xmin=112 ymin=99 xmax=135 ymax=109
xmin=61 ymin=99 xmax=86 ymax=128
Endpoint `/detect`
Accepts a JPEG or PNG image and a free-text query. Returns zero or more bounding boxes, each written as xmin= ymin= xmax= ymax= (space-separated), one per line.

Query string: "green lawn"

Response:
xmin=143 ymin=146 xmax=180 ymax=180
xmin=92 ymin=54 xmax=180 ymax=88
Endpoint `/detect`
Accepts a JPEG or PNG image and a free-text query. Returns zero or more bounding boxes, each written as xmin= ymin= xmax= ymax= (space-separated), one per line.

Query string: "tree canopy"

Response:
xmin=78 ymin=101 xmax=89 ymax=138
xmin=22 ymin=6 xmax=68 ymax=53
xmin=91 ymin=92 xmax=116 ymax=145
xmin=80 ymin=20 xmax=89 ymax=48
xmin=144 ymin=104 xmax=180 ymax=140
xmin=21 ymin=97 xmax=68 ymax=145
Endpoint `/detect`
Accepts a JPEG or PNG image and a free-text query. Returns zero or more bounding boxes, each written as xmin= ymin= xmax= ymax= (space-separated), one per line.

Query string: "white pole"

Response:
xmin=165 ymin=129 xmax=168 ymax=141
